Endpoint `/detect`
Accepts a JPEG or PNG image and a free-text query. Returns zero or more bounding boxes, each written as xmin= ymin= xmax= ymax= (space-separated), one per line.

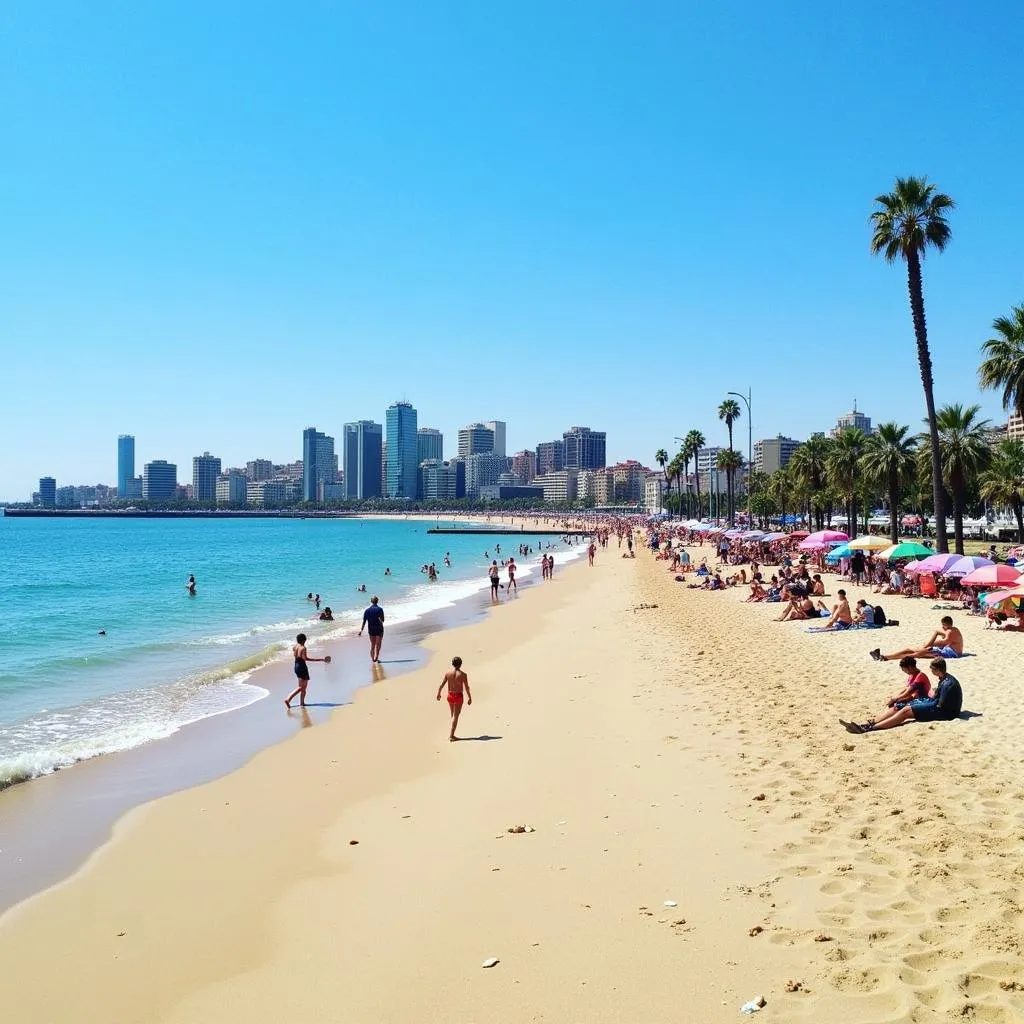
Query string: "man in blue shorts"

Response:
xmin=358 ymin=595 xmax=385 ymax=663
xmin=869 ymin=615 xmax=963 ymax=662
xmin=843 ymin=657 xmax=962 ymax=733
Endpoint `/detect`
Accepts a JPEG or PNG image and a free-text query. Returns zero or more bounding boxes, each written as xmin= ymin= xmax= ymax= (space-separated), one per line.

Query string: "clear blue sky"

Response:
xmin=3 ymin=0 xmax=1022 ymax=499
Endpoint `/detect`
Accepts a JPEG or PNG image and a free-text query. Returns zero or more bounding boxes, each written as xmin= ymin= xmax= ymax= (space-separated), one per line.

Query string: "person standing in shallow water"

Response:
xmin=359 ymin=595 xmax=385 ymax=662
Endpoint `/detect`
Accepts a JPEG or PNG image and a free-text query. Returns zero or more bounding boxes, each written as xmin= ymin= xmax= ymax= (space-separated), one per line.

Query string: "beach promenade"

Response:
xmin=0 ymin=539 xmax=1021 ymax=1022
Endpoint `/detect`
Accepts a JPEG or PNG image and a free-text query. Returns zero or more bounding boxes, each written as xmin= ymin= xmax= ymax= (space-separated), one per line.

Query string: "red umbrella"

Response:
xmin=789 ymin=530 xmax=810 ymax=539
xmin=960 ymin=564 xmax=1024 ymax=587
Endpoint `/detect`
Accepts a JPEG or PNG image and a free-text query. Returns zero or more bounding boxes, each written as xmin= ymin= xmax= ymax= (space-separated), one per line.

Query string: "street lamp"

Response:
xmin=728 ymin=388 xmax=753 ymax=502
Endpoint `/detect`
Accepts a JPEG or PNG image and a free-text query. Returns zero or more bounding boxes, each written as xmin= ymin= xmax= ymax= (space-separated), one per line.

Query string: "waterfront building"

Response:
xmin=478 ymin=484 xmax=544 ymax=503
xmin=464 ymin=452 xmax=507 ymax=498
xmin=563 ymin=426 xmax=606 ymax=470
xmin=754 ymin=436 xmax=803 ymax=475
xmin=832 ymin=404 xmax=873 ymax=437
xmin=319 ymin=481 xmax=345 ymax=502
xmin=117 ymin=434 xmax=135 ymax=498
xmin=343 ymin=420 xmax=383 ymax=499
xmin=536 ymin=440 xmax=565 ymax=476
xmin=536 ymin=469 xmax=578 ymax=504
xmin=246 ymin=459 xmax=273 ymax=481
xmin=142 ymin=460 xmax=177 ymax=501
xmin=386 ymin=402 xmax=418 ymax=499
xmin=302 ymin=428 xmax=336 ymax=502
xmin=484 ymin=421 xmax=507 ymax=458
xmin=215 ymin=470 xmax=248 ymax=506
xmin=38 ymin=477 xmax=56 ymax=508
xmin=192 ymin=452 xmax=222 ymax=502
xmin=511 ymin=450 xmax=536 ymax=483
xmin=246 ymin=479 xmax=293 ymax=508
xmin=55 ymin=486 xmax=76 ymax=508
xmin=416 ymin=427 xmax=444 ymax=465
xmin=418 ymin=459 xmax=458 ymax=501
xmin=610 ymin=460 xmax=648 ymax=503
xmin=457 ymin=422 xmax=495 ymax=458
xmin=645 ymin=473 xmax=666 ymax=514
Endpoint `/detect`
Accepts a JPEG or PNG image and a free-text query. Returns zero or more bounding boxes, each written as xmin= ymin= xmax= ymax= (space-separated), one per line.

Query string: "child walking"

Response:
xmin=437 ymin=656 xmax=472 ymax=742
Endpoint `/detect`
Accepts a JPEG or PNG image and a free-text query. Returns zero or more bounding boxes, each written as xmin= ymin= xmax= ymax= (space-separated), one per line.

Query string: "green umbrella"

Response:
xmin=877 ymin=541 xmax=933 ymax=562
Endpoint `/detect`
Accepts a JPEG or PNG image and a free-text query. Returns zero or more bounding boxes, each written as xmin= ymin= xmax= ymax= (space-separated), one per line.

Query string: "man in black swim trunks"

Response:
xmin=359 ymin=595 xmax=385 ymax=663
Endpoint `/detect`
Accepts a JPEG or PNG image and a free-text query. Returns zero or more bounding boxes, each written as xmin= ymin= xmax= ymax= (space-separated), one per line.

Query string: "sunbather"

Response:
xmin=869 ymin=615 xmax=963 ymax=662
xmin=842 ymin=658 xmax=962 ymax=733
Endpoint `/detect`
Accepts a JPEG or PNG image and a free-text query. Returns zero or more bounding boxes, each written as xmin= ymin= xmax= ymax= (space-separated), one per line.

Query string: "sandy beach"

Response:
xmin=1 ymin=537 xmax=1022 ymax=1022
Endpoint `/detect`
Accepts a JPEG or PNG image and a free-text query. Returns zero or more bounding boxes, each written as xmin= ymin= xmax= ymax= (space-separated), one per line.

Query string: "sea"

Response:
xmin=0 ymin=515 xmax=577 ymax=790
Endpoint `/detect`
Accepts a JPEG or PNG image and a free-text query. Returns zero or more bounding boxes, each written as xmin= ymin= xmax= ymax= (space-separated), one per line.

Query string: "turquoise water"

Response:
xmin=0 ymin=516 xmax=574 ymax=787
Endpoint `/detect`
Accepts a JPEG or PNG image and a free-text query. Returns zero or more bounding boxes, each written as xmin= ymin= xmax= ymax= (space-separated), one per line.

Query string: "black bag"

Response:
xmin=873 ymin=605 xmax=887 ymax=626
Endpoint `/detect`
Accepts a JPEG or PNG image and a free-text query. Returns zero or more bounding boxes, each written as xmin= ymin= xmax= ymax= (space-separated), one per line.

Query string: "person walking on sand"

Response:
xmin=588 ymin=541 xmax=596 ymax=566
xmin=507 ymin=557 xmax=517 ymax=593
xmin=437 ymin=656 xmax=472 ymax=742
xmin=489 ymin=559 xmax=501 ymax=599
xmin=359 ymin=595 xmax=385 ymax=662
xmin=285 ymin=633 xmax=330 ymax=708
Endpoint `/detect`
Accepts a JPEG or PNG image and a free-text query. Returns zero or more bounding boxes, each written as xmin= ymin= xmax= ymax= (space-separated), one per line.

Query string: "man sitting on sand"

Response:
xmin=818 ymin=589 xmax=853 ymax=630
xmin=842 ymin=657 xmax=962 ymax=733
xmin=869 ymin=615 xmax=963 ymax=662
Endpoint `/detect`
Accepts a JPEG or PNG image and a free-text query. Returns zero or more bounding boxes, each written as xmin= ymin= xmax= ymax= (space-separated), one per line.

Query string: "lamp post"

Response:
xmin=728 ymin=389 xmax=753 ymax=515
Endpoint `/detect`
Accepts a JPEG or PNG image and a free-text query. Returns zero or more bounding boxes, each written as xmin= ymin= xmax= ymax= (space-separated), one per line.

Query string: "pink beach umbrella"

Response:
xmin=798 ymin=529 xmax=849 ymax=551
xmin=960 ymin=564 xmax=1024 ymax=587
xmin=902 ymin=559 xmax=924 ymax=575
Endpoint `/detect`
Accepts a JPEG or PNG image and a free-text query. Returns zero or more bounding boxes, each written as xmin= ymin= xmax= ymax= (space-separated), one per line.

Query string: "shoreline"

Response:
xmin=0 ymin=541 xmax=582 ymax=914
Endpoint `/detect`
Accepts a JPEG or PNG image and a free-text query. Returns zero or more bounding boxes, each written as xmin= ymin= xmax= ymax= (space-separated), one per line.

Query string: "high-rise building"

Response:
xmin=511 ymin=450 xmax=536 ymax=483
xmin=1008 ymin=414 xmax=1024 ymax=440
xmin=418 ymin=459 xmax=458 ymax=501
xmin=833 ymin=404 xmax=872 ymax=437
xmin=536 ymin=440 xmax=565 ymax=476
xmin=536 ymin=469 xmax=578 ymax=504
xmin=38 ymin=477 xmax=56 ymax=508
xmin=385 ymin=402 xmax=418 ymax=499
xmin=246 ymin=479 xmax=293 ymax=508
xmin=56 ymin=485 xmax=77 ymax=508
xmin=484 ymin=421 xmax=507 ymax=458
xmin=464 ymin=453 xmax=507 ymax=498
xmin=142 ymin=460 xmax=177 ymax=501
xmin=753 ymin=436 xmax=803 ymax=475
xmin=644 ymin=473 xmax=666 ymax=514
xmin=610 ymin=460 xmax=649 ymax=503
xmin=343 ymin=421 xmax=383 ymax=499
xmin=417 ymin=427 xmax=444 ymax=465
xmin=192 ymin=452 xmax=222 ymax=502
xmin=216 ymin=470 xmax=248 ymax=506
xmin=302 ymin=428 xmax=336 ymax=502
xmin=563 ymin=426 xmax=607 ymax=470
xmin=117 ymin=435 xmax=135 ymax=498
xmin=246 ymin=459 xmax=273 ymax=481
xmin=457 ymin=423 xmax=495 ymax=458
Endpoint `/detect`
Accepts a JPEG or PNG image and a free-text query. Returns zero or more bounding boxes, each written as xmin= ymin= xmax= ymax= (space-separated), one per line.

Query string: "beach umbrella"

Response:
xmin=724 ymin=528 xmax=745 ymax=537
xmin=941 ymin=555 xmax=994 ymax=577
xmin=961 ymin=564 xmax=1024 ymax=587
xmin=798 ymin=529 xmax=849 ymax=551
xmin=876 ymin=541 xmax=934 ymax=562
xmin=902 ymin=559 xmax=924 ymax=575
xmin=742 ymin=530 xmax=767 ymax=540
xmin=981 ymin=585 xmax=1024 ymax=606
xmin=828 ymin=542 xmax=853 ymax=559
xmin=789 ymin=530 xmax=810 ymax=539
xmin=915 ymin=553 xmax=960 ymax=575
xmin=762 ymin=532 xmax=788 ymax=542
xmin=847 ymin=535 xmax=892 ymax=551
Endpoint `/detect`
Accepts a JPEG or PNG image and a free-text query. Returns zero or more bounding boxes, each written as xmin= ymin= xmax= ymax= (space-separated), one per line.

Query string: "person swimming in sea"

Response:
xmin=319 ymin=606 xmax=334 ymax=621
xmin=186 ymin=574 xmax=196 ymax=596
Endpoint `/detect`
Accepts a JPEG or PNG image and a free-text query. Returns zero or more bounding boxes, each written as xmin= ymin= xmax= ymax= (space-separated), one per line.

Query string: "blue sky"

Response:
xmin=2 ymin=0 xmax=1023 ymax=499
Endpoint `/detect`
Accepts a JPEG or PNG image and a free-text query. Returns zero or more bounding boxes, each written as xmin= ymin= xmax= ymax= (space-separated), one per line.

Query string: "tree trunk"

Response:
xmin=888 ymin=474 xmax=899 ymax=545
xmin=907 ymin=250 xmax=947 ymax=552
xmin=952 ymin=476 xmax=965 ymax=555
xmin=1015 ymin=499 xmax=1024 ymax=544
xmin=727 ymin=424 xmax=735 ymax=525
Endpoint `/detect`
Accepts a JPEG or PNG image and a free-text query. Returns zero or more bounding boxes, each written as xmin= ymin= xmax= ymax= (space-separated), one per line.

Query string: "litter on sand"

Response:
xmin=740 ymin=996 xmax=767 ymax=1014
xmin=481 ymin=958 xmax=500 ymax=969
xmin=663 ymin=900 xmax=678 ymax=908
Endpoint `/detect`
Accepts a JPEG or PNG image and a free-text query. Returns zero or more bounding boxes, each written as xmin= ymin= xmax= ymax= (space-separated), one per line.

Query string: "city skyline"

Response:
xmin=3 ymin=6 xmax=1020 ymax=501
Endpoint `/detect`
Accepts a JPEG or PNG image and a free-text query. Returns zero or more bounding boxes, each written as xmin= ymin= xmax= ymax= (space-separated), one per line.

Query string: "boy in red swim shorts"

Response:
xmin=437 ymin=656 xmax=472 ymax=742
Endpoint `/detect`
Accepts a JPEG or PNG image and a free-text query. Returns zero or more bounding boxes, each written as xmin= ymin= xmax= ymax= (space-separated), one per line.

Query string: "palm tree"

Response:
xmin=680 ymin=446 xmax=692 ymax=518
xmin=861 ymin=423 xmax=918 ymax=544
xmin=684 ymin=430 xmax=706 ymax=519
xmin=655 ymin=448 xmax=669 ymax=514
xmin=978 ymin=304 xmax=1024 ymax=417
xmin=767 ymin=468 xmax=790 ymax=527
xmin=666 ymin=451 xmax=682 ymax=518
xmin=717 ymin=449 xmax=743 ymax=524
xmin=718 ymin=398 xmax=742 ymax=523
xmin=870 ymin=176 xmax=955 ymax=551
xmin=788 ymin=434 xmax=831 ymax=529
xmin=934 ymin=403 xmax=991 ymax=554
xmin=979 ymin=440 xmax=1024 ymax=542
xmin=826 ymin=428 xmax=867 ymax=538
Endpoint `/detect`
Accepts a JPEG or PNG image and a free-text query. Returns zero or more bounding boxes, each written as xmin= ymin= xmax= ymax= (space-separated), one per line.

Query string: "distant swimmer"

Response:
xmin=384 ymin=568 xmax=392 ymax=576
xmin=358 ymin=584 xmax=367 ymax=593
xmin=319 ymin=606 xmax=334 ymax=621
xmin=428 ymin=562 xmax=438 ymax=581
xmin=359 ymin=595 xmax=385 ymax=663
xmin=98 ymin=629 xmax=107 ymax=636
xmin=285 ymin=633 xmax=331 ymax=709
xmin=307 ymin=592 xmax=314 ymax=601
xmin=314 ymin=593 xmax=321 ymax=610
xmin=186 ymin=575 xmax=197 ymax=596
xmin=437 ymin=656 xmax=472 ymax=742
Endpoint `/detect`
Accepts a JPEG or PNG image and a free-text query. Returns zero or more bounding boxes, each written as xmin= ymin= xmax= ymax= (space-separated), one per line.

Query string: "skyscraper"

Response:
xmin=511 ymin=450 xmax=536 ymax=483
xmin=192 ymin=452 xmax=222 ymax=502
xmin=302 ymin=427 xmax=336 ymax=502
xmin=117 ymin=435 xmax=135 ymax=498
xmin=343 ymin=421 xmax=383 ymax=499
xmin=484 ymin=421 xmax=507 ymax=458
xmin=385 ymin=401 xmax=418 ymax=499
xmin=457 ymin=423 xmax=495 ymax=458
xmin=833 ymin=404 xmax=872 ymax=437
xmin=563 ymin=426 xmax=607 ymax=470
xmin=142 ymin=460 xmax=177 ymax=501
xmin=536 ymin=440 xmax=565 ymax=476
xmin=38 ymin=477 xmax=56 ymax=508
xmin=417 ymin=427 xmax=444 ymax=465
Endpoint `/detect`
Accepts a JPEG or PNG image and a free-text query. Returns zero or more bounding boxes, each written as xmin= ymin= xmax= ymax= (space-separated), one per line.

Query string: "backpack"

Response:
xmin=873 ymin=605 xmax=887 ymax=626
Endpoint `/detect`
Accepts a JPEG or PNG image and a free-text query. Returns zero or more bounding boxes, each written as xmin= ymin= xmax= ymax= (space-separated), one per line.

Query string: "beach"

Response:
xmin=1 ymin=537 xmax=1022 ymax=1022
